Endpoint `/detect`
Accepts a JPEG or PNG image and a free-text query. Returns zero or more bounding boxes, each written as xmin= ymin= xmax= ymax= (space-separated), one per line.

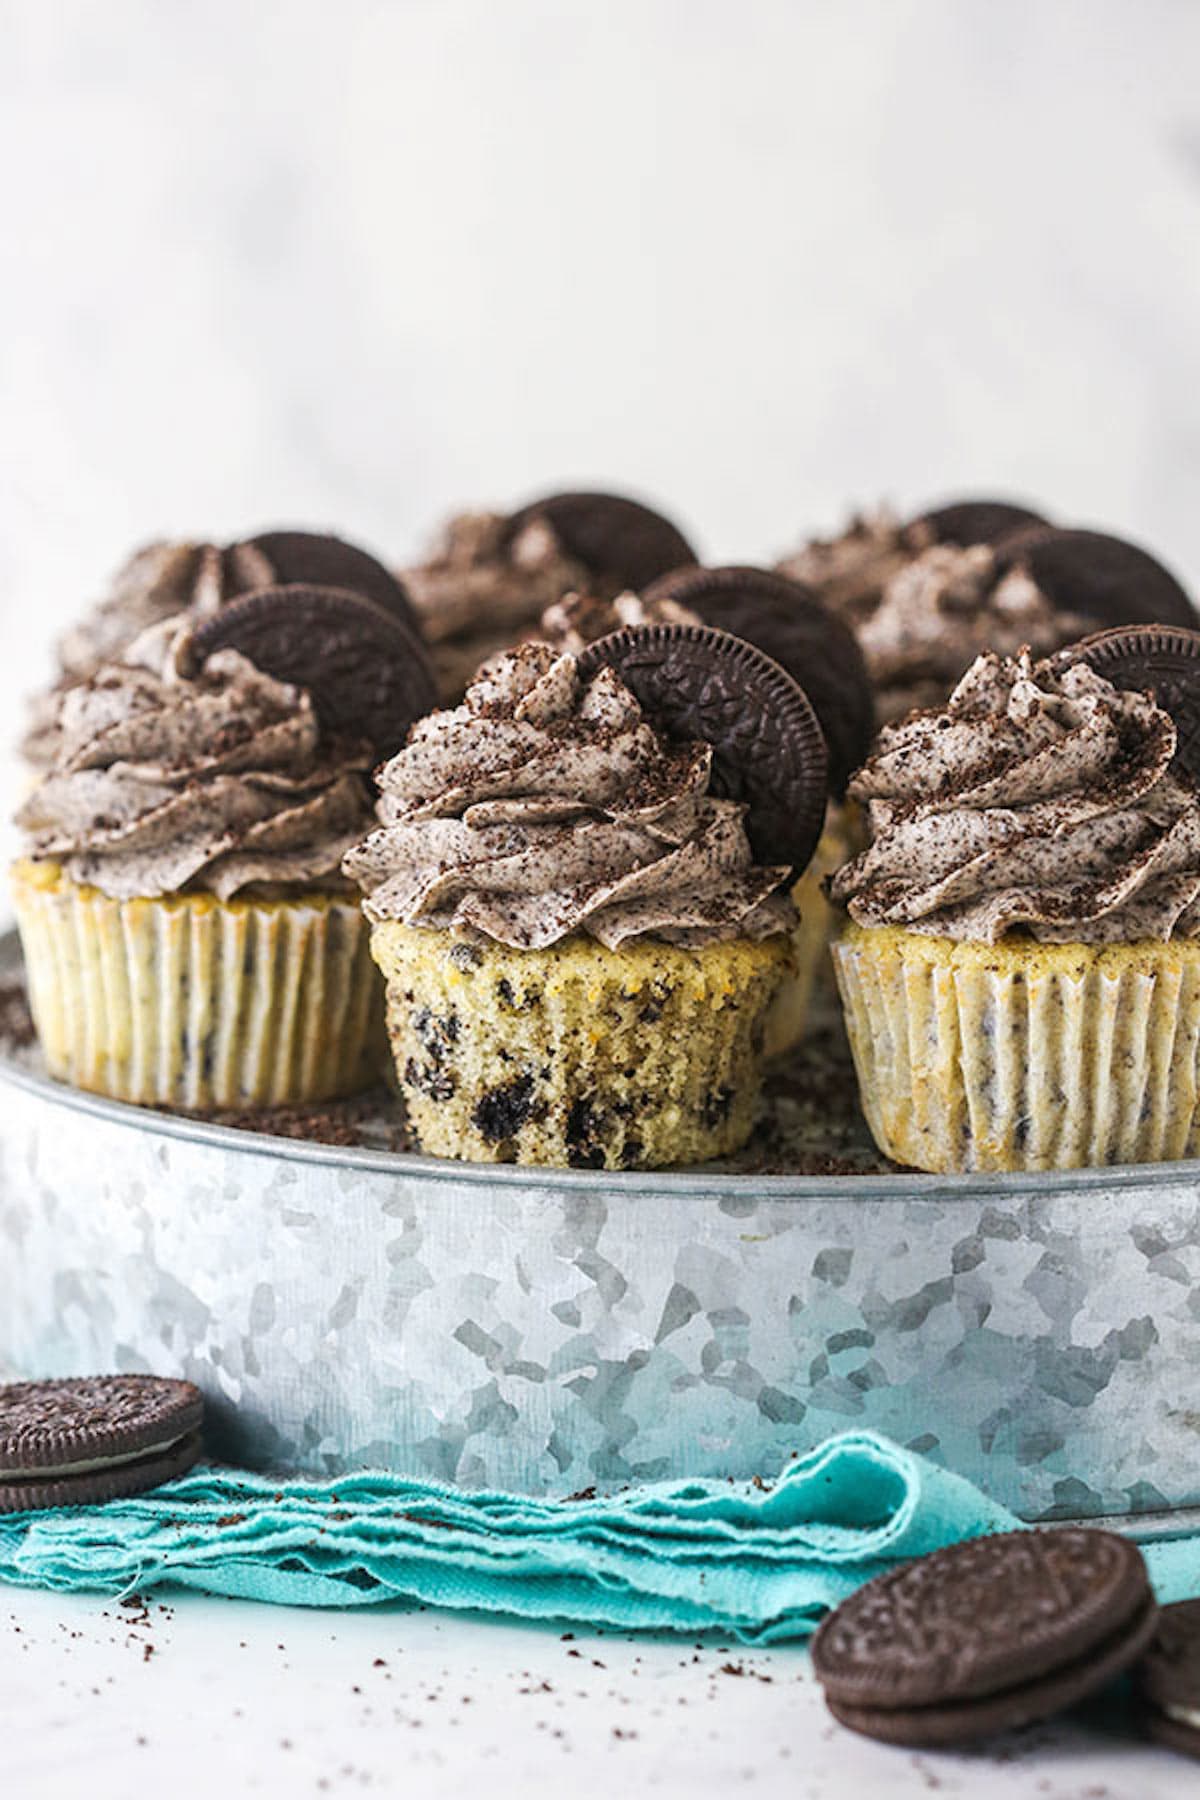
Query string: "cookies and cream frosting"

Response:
xmin=860 ymin=544 xmax=1089 ymax=723
xmin=777 ymin=507 xmax=924 ymax=621
xmin=344 ymin=643 xmax=795 ymax=950
xmin=17 ymin=618 xmax=372 ymax=900
xmin=830 ymin=649 xmax=1200 ymax=943
xmin=534 ymin=588 xmax=699 ymax=654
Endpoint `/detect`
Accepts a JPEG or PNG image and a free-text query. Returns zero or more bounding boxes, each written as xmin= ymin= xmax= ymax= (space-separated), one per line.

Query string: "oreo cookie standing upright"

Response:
xmin=994 ymin=527 xmax=1196 ymax=632
xmin=1137 ymin=1599 xmax=1200 ymax=1761
xmin=503 ymin=491 xmax=697 ymax=595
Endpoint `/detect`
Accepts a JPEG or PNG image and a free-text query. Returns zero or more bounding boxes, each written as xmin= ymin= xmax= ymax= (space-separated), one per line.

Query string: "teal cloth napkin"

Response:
xmin=0 ymin=1431 xmax=1194 ymax=1643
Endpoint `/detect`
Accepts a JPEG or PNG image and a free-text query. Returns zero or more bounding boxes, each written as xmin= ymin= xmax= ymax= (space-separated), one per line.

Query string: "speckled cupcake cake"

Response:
xmin=345 ymin=625 xmax=829 ymax=1168
xmin=403 ymin=490 xmax=697 ymax=703
xmin=830 ymin=626 xmax=1200 ymax=1172
xmin=12 ymin=586 xmax=435 ymax=1110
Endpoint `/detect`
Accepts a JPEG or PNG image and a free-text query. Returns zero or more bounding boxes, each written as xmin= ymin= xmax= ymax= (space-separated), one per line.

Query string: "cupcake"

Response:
xmin=12 ymin=585 xmax=435 ymax=1110
xmin=859 ymin=527 xmax=1196 ymax=725
xmin=22 ymin=529 xmax=419 ymax=770
xmin=634 ymin=565 xmax=877 ymax=1054
xmin=776 ymin=497 xmax=1046 ymax=627
xmin=830 ymin=626 xmax=1200 ymax=1172
xmin=403 ymin=490 xmax=697 ymax=703
xmin=344 ymin=625 xmax=828 ymax=1168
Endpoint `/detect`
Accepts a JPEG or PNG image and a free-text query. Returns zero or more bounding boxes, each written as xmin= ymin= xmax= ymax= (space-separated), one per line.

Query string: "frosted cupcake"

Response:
xmin=345 ymin=626 xmax=828 ymax=1168
xmin=22 ymin=529 xmax=420 ymax=770
xmin=830 ymin=627 xmax=1200 ymax=1172
xmin=12 ymin=586 xmax=435 ymax=1110
xmin=403 ymin=490 xmax=696 ymax=703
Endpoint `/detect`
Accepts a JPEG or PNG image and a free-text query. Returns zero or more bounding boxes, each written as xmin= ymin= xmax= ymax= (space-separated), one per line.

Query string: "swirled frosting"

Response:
xmin=17 ymin=618 xmax=373 ymax=901
xmin=777 ymin=507 xmax=925 ymax=622
xmin=533 ymin=588 xmax=699 ymax=654
xmin=343 ymin=643 xmax=795 ymax=950
xmin=859 ymin=543 xmax=1089 ymax=723
xmin=403 ymin=511 xmax=595 ymax=701
xmin=830 ymin=649 xmax=1200 ymax=943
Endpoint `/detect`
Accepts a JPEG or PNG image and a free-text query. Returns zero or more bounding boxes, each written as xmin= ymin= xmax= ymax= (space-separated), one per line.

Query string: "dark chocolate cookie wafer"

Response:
xmin=909 ymin=498 xmax=1048 ymax=548
xmin=642 ymin=565 xmax=875 ymax=795
xmin=241 ymin=529 xmax=422 ymax=634
xmin=504 ymin=491 xmax=697 ymax=594
xmin=577 ymin=622 xmax=828 ymax=873
xmin=812 ymin=1527 xmax=1157 ymax=1749
xmin=995 ymin=527 xmax=1196 ymax=630
xmin=1059 ymin=625 xmax=1200 ymax=782
xmin=191 ymin=584 xmax=438 ymax=758
xmin=1137 ymin=1598 xmax=1200 ymax=1761
xmin=0 ymin=1375 xmax=204 ymax=1514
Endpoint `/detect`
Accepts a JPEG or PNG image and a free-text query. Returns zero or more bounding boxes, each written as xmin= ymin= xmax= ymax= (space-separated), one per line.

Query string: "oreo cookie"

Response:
xmin=240 ymin=529 xmax=422 ymax=635
xmin=642 ymin=565 xmax=875 ymax=796
xmin=1058 ymin=625 xmax=1200 ymax=782
xmin=811 ymin=1527 xmax=1157 ymax=1749
xmin=503 ymin=491 xmax=697 ymax=594
xmin=576 ymin=622 xmax=828 ymax=873
xmin=994 ymin=526 xmax=1196 ymax=630
xmin=1138 ymin=1600 xmax=1200 ymax=1761
xmin=909 ymin=498 xmax=1048 ymax=547
xmin=0 ymin=1374 xmax=204 ymax=1513
xmin=191 ymin=584 xmax=438 ymax=758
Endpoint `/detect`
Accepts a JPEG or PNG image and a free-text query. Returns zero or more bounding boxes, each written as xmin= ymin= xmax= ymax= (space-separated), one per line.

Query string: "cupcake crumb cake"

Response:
xmin=345 ymin=626 xmax=829 ymax=1167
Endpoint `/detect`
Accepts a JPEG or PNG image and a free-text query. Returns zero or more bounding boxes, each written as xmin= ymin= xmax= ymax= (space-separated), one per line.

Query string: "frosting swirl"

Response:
xmin=344 ymin=644 xmax=795 ymax=950
xmin=533 ymin=588 xmax=699 ymax=654
xmin=830 ymin=649 xmax=1200 ymax=943
xmin=859 ymin=543 xmax=1088 ymax=723
xmin=17 ymin=618 xmax=372 ymax=901
xmin=777 ymin=507 xmax=924 ymax=622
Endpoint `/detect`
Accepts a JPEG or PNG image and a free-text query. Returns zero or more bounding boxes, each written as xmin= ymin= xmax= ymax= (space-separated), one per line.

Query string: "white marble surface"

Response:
xmin=4 ymin=1584 xmax=1197 ymax=1800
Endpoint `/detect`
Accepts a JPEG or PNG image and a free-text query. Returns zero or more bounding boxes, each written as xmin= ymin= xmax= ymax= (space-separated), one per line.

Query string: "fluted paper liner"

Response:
xmin=11 ymin=861 xmax=384 ymax=1108
xmin=833 ymin=922 xmax=1200 ymax=1172
xmin=370 ymin=922 xmax=790 ymax=1168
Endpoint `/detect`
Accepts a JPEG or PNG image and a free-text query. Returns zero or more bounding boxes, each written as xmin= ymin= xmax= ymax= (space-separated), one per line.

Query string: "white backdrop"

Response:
xmin=3 ymin=0 xmax=1200 ymax=872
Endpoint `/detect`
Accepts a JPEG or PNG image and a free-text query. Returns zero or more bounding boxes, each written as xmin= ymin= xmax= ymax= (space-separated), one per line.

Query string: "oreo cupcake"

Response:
xmin=859 ymin=527 xmax=1195 ymax=724
xmin=635 ymin=566 xmax=876 ymax=1055
xmin=12 ymin=587 xmax=435 ymax=1109
xmin=830 ymin=627 xmax=1200 ymax=1172
xmin=22 ymin=529 xmax=420 ymax=770
xmin=403 ymin=490 xmax=697 ymax=703
xmin=344 ymin=626 xmax=828 ymax=1168
xmin=776 ymin=497 xmax=1046 ymax=627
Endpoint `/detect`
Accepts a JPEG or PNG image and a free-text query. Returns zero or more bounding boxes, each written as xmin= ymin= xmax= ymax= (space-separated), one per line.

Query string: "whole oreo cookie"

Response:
xmin=1059 ymin=625 xmax=1200 ymax=782
xmin=1138 ymin=1600 xmax=1200 ymax=1761
xmin=240 ymin=529 xmax=422 ymax=635
xmin=503 ymin=491 xmax=697 ymax=594
xmin=811 ymin=1527 xmax=1157 ymax=1749
xmin=994 ymin=526 xmax=1196 ymax=630
xmin=642 ymin=565 xmax=875 ymax=796
xmin=0 ymin=1374 xmax=204 ymax=1513
xmin=576 ymin=622 xmax=828 ymax=873
xmin=909 ymin=498 xmax=1048 ymax=547
xmin=191 ymin=584 xmax=438 ymax=758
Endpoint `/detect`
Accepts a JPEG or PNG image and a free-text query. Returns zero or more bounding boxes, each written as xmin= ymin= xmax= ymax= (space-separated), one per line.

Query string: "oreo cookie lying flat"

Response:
xmin=191 ymin=584 xmax=438 ymax=757
xmin=909 ymin=498 xmax=1048 ymax=547
xmin=1058 ymin=625 xmax=1200 ymax=782
xmin=994 ymin=526 xmax=1196 ymax=630
xmin=503 ymin=491 xmax=697 ymax=593
xmin=642 ymin=565 xmax=875 ymax=796
xmin=0 ymin=1375 xmax=204 ymax=1514
xmin=240 ymin=529 xmax=422 ymax=635
xmin=811 ymin=1528 xmax=1157 ymax=1749
xmin=576 ymin=622 xmax=828 ymax=872
xmin=1137 ymin=1600 xmax=1200 ymax=1761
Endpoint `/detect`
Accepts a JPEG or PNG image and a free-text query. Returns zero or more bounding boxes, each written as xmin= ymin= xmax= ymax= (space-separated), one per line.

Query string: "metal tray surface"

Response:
xmin=2 ymin=930 xmax=1199 ymax=1523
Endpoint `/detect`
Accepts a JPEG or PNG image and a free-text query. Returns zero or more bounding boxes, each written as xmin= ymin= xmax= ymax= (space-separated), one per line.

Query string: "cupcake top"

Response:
xmin=859 ymin=543 xmax=1089 ymax=723
xmin=533 ymin=587 xmax=699 ymax=654
xmin=830 ymin=648 xmax=1200 ymax=944
xmin=16 ymin=617 xmax=374 ymax=901
xmin=776 ymin=507 xmax=921 ymax=623
xmin=343 ymin=642 xmax=796 ymax=950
